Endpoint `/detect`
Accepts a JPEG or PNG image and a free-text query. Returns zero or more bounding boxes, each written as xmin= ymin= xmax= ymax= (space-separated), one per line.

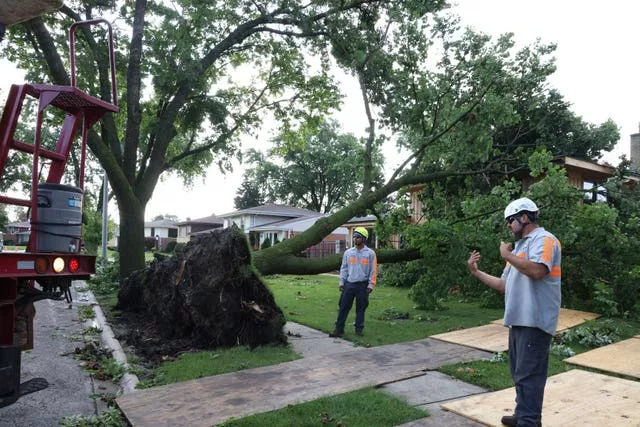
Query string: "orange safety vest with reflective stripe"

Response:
xmin=339 ymin=245 xmax=377 ymax=289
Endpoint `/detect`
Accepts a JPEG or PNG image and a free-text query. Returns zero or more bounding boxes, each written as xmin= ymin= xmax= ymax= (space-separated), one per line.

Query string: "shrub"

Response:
xmin=377 ymin=261 xmax=425 ymax=288
xmin=144 ymin=236 xmax=156 ymax=251
xmin=163 ymin=240 xmax=178 ymax=253
xmin=613 ymin=266 xmax=640 ymax=315
xmin=260 ymin=237 xmax=272 ymax=250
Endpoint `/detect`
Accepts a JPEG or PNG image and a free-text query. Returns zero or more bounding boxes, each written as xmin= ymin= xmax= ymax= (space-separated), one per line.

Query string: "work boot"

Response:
xmin=501 ymin=415 xmax=541 ymax=427
xmin=329 ymin=330 xmax=343 ymax=338
xmin=501 ymin=415 xmax=517 ymax=427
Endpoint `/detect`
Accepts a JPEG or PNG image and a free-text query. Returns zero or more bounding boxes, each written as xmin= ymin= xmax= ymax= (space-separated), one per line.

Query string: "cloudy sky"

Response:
xmin=1 ymin=1 xmax=638 ymax=221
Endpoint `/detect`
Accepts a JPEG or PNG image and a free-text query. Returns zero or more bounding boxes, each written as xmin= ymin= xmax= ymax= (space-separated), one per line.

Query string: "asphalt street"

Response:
xmin=0 ymin=284 xmax=106 ymax=426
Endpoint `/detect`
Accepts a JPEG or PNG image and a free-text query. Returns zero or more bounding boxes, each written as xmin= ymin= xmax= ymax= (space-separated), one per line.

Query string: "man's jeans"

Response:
xmin=335 ymin=281 xmax=369 ymax=332
xmin=508 ymin=326 xmax=552 ymax=427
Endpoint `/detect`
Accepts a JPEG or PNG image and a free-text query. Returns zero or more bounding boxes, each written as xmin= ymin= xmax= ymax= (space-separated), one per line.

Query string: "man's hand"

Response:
xmin=367 ymin=288 xmax=373 ymax=294
xmin=339 ymin=285 xmax=344 ymax=292
xmin=467 ymin=250 xmax=481 ymax=274
xmin=499 ymin=241 xmax=513 ymax=259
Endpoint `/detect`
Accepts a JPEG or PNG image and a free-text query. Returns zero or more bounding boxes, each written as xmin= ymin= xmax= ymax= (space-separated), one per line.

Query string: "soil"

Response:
xmin=111 ymin=226 xmax=288 ymax=368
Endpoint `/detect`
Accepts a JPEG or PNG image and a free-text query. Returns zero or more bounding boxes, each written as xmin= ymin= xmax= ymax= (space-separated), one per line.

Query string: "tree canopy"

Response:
xmin=3 ymin=0 xmax=447 ymax=280
xmin=236 ymin=120 xmax=384 ymax=213
xmin=2 ymin=1 xmax=622 ymax=287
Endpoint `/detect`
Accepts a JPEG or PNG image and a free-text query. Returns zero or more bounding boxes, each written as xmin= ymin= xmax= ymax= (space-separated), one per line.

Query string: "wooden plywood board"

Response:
xmin=430 ymin=324 xmax=508 ymax=353
xmin=565 ymin=338 xmax=640 ymax=379
xmin=442 ymin=369 xmax=640 ymax=426
xmin=117 ymin=338 xmax=490 ymax=427
xmin=490 ymin=308 xmax=600 ymax=332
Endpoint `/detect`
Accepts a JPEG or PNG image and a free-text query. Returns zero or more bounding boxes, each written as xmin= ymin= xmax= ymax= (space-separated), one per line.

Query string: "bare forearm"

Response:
xmin=471 ymin=270 xmax=505 ymax=293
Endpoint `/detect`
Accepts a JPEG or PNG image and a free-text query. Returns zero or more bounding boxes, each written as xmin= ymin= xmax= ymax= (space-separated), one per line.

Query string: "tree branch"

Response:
xmin=387 ymin=79 xmax=497 ymax=184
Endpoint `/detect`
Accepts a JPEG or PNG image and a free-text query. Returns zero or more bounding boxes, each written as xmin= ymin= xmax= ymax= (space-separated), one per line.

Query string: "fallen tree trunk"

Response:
xmin=116 ymin=226 xmax=287 ymax=357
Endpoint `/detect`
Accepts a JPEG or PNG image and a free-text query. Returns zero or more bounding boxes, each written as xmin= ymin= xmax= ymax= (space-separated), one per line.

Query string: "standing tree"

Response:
xmin=151 ymin=214 xmax=179 ymax=222
xmin=237 ymin=119 xmax=384 ymax=213
xmin=233 ymin=177 xmax=264 ymax=210
xmin=3 ymin=0 xmax=448 ymax=281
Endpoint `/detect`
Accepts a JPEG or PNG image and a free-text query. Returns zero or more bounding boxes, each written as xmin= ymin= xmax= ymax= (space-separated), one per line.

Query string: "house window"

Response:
xmin=584 ymin=181 xmax=607 ymax=203
xmin=169 ymin=228 xmax=177 ymax=238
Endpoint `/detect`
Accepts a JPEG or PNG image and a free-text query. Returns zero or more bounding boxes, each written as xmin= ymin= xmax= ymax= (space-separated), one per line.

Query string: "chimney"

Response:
xmin=631 ymin=123 xmax=640 ymax=172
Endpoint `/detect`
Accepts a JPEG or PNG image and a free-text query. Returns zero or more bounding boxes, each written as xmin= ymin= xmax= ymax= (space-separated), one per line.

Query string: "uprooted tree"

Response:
xmin=3 ymin=1 xmax=619 ymax=285
xmin=116 ymin=226 xmax=287 ymax=355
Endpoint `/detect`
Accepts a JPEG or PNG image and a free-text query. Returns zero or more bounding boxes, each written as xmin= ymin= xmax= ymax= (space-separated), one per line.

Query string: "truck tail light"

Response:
xmin=35 ymin=257 xmax=49 ymax=273
xmin=52 ymin=257 xmax=65 ymax=273
xmin=69 ymin=258 xmax=80 ymax=273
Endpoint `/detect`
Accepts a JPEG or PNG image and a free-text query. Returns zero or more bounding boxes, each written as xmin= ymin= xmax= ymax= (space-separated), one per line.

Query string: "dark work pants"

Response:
xmin=335 ymin=281 xmax=369 ymax=332
xmin=508 ymin=326 xmax=552 ymax=427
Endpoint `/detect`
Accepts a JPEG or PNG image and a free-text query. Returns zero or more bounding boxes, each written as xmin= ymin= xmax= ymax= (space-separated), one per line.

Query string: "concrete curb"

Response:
xmin=75 ymin=281 xmax=139 ymax=393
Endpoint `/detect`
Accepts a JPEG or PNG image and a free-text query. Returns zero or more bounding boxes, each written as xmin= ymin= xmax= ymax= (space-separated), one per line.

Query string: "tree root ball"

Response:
xmin=116 ymin=226 xmax=287 ymax=353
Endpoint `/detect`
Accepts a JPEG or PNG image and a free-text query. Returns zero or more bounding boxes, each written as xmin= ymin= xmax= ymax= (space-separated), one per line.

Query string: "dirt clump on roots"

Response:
xmin=114 ymin=226 xmax=287 ymax=366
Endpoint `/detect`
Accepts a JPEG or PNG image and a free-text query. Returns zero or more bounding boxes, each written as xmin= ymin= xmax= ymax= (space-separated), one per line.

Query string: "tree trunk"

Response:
xmin=117 ymin=202 xmax=146 ymax=283
xmin=253 ymin=167 xmax=490 ymax=276
xmin=254 ymin=247 xmax=422 ymax=276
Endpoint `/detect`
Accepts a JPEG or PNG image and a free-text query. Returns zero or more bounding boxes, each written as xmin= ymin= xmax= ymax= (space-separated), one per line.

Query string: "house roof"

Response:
xmin=250 ymin=215 xmax=348 ymax=234
xmin=144 ymin=219 xmax=178 ymax=229
xmin=555 ymin=156 xmax=615 ymax=182
xmin=217 ymin=203 xmax=321 ymax=219
xmin=177 ymin=215 xmax=223 ymax=226
xmin=345 ymin=215 xmax=376 ymax=225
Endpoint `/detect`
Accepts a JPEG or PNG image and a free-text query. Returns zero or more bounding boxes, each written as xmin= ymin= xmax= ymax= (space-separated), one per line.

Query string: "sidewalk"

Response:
xmin=285 ymin=322 xmax=488 ymax=427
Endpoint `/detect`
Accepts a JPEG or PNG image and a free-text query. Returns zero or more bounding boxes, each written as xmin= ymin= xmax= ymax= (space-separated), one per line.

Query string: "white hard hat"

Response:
xmin=504 ymin=197 xmax=539 ymax=219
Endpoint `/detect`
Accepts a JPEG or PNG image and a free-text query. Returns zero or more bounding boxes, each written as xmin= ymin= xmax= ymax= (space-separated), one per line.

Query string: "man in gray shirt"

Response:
xmin=330 ymin=227 xmax=377 ymax=338
xmin=467 ymin=197 xmax=561 ymax=427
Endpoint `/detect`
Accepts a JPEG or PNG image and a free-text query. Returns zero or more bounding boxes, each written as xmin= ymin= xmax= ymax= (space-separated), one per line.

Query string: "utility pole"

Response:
xmin=101 ymin=170 xmax=108 ymax=268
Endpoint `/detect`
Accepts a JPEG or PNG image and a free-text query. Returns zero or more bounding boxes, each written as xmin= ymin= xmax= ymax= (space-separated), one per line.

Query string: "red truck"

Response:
xmin=0 ymin=18 xmax=118 ymax=407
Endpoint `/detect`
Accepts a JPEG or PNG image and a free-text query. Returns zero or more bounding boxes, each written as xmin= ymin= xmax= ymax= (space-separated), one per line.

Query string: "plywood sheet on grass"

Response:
xmin=430 ymin=324 xmax=508 ymax=353
xmin=441 ymin=369 xmax=640 ymax=426
xmin=117 ymin=338 xmax=490 ymax=427
xmin=490 ymin=308 xmax=600 ymax=332
xmin=564 ymin=338 xmax=640 ymax=379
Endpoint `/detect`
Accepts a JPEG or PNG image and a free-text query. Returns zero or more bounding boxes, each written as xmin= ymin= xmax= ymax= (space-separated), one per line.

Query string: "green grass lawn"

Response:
xmin=219 ymin=387 xmax=428 ymax=427
xmin=264 ymin=274 xmax=505 ymax=346
xmin=137 ymin=345 xmax=302 ymax=389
